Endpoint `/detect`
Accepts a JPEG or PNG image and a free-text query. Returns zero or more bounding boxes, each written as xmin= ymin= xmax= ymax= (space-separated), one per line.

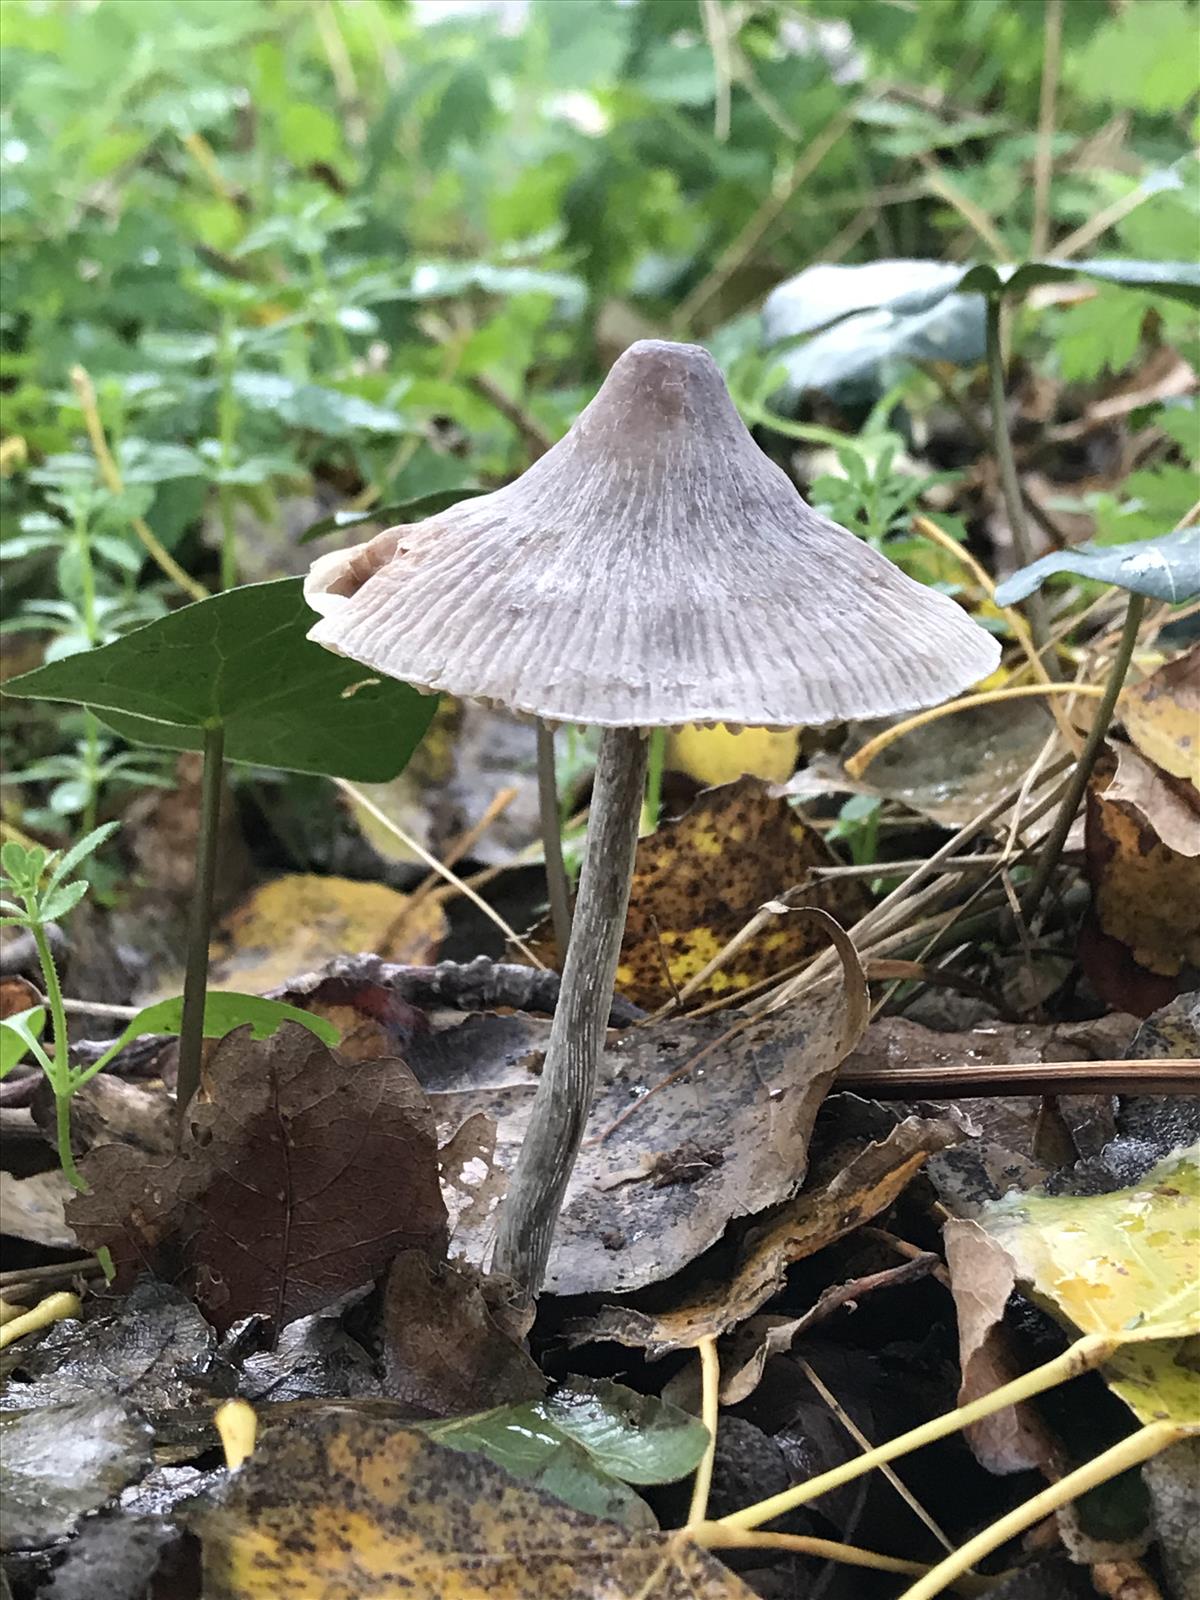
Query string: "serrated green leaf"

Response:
xmin=993 ymin=527 xmax=1200 ymax=605
xmin=43 ymin=820 xmax=121 ymax=898
xmin=38 ymin=878 xmax=90 ymax=923
xmin=3 ymin=581 xmax=436 ymax=783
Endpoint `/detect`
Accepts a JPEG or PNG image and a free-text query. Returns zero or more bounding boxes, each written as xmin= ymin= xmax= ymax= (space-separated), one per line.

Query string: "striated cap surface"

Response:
xmin=305 ymin=340 xmax=999 ymax=727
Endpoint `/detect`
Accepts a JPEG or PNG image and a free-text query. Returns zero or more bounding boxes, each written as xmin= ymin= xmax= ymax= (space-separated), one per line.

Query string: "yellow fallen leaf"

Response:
xmin=209 ymin=874 xmax=445 ymax=993
xmin=1121 ymin=644 xmax=1200 ymax=789
xmin=666 ymin=724 xmax=800 ymax=787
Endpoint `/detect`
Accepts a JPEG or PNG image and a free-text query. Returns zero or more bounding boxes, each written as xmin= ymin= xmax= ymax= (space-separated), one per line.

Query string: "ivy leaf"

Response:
xmin=993 ymin=527 xmax=1200 ymax=606
xmin=3 ymin=580 xmax=436 ymax=783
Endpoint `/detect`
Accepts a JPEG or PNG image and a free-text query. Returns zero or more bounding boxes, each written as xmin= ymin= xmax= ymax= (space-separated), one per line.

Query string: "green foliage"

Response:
xmin=4 ymin=580 xmax=437 ymax=782
xmin=994 ymin=527 xmax=1200 ymax=606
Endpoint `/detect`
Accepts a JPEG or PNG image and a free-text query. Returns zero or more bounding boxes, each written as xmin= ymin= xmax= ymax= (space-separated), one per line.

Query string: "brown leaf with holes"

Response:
xmin=68 ymin=1023 xmax=447 ymax=1335
xmin=531 ymin=778 xmax=866 ymax=1005
xmin=380 ymin=1251 xmax=543 ymax=1416
xmin=1122 ymin=645 xmax=1200 ymax=787
xmin=569 ymin=1112 xmax=961 ymax=1356
xmin=1081 ymin=755 xmax=1200 ymax=1015
xmin=187 ymin=1409 xmax=754 ymax=1598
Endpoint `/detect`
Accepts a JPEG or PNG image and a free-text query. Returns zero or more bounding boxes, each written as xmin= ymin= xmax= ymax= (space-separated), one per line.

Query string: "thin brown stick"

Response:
xmin=1031 ymin=0 xmax=1063 ymax=256
xmin=838 ymin=1058 xmax=1199 ymax=1098
xmin=404 ymin=786 xmax=518 ymax=915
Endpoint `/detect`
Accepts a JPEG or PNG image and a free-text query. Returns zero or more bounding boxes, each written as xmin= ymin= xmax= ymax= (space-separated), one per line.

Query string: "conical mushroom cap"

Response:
xmin=305 ymin=340 xmax=999 ymax=727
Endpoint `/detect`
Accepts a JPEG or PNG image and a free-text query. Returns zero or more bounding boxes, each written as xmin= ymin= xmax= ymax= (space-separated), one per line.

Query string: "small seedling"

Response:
xmin=0 ymin=824 xmax=120 ymax=1188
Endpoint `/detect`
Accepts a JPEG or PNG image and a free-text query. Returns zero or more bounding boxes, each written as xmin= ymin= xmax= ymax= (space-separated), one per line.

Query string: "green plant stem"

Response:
xmin=30 ymin=920 xmax=83 ymax=1189
xmin=897 ymin=1421 xmax=1186 ymax=1600
xmin=719 ymin=1331 xmax=1116 ymax=1533
xmin=218 ymin=486 xmax=238 ymax=592
xmin=640 ymin=727 xmax=666 ymax=834
xmin=984 ymin=295 xmax=1055 ymax=673
xmin=175 ymin=723 xmax=225 ymax=1129
xmin=1022 ymin=590 xmax=1145 ymax=922
xmin=536 ymin=721 xmax=573 ymax=961
xmin=217 ymin=314 xmax=240 ymax=590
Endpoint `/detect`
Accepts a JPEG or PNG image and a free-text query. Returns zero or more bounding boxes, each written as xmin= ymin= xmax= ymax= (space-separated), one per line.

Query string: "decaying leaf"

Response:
xmin=571 ymin=1112 xmax=961 ymax=1356
xmin=0 ymin=1396 xmax=153 ymax=1549
xmin=1122 ymin=645 xmax=1200 ymax=787
xmin=963 ymin=1145 xmax=1200 ymax=1427
xmin=425 ymin=1378 xmax=709 ymax=1528
xmin=943 ymin=1219 xmax=1060 ymax=1475
xmin=1108 ymin=740 xmax=1200 ymax=858
xmin=187 ymin=1410 xmax=753 ymax=1598
xmin=438 ymin=1110 xmax=508 ymax=1237
xmin=1083 ymin=757 xmax=1200 ymax=1013
xmin=209 ymin=874 xmax=446 ymax=994
xmin=530 ymin=778 xmax=866 ymax=1005
xmin=380 ymin=1251 xmax=543 ymax=1416
xmin=0 ymin=1167 xmax=76 ymax=1248
xmin=421 ymin=970 xmax=866 ymax=1296
xmin=69 ymin=1024 xmax=447 ymax=1334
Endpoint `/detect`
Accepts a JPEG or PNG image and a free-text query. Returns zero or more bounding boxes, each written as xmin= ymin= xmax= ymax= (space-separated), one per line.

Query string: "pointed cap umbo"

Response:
xmin=305 ymin=340 xmax=999 ymax=727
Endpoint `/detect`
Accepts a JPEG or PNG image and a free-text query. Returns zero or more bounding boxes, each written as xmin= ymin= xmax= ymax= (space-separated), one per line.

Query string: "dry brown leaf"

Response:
xmin=1108 ymin=740 xmax=1200 ymax=858
xmin=0 ymin=1168 xmax=76 ymax=1248
xmin=570 ymin=1113 xmax=961 ymax=1356
xmin=69 ymin=1024 xmax=447 ymax=1335
xmin=209 ymin=874 xmax=446 ymax=994
xmin=532 ymin=778 xmax=866 ymax=1006
xmin=1082 ymin=758 xmax=1200 ymax=1014
xmin=187 ymin=1410 xmax=754 ymax=1599
xmin=380 ymin=1251 xmax=543 ymax=1416
xmin=1122 ymin=645 xmax=1200 ymax=788
xmin=942 ymin=1218 xmax=1059 ymax=1475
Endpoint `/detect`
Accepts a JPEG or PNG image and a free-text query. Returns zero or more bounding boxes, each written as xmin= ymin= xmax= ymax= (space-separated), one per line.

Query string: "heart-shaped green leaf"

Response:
xmin=3 ymin=580 xmax=436 ymax=782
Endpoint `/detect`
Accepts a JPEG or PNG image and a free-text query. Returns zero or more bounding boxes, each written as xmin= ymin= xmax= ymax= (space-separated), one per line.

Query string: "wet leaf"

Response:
xmin=1122 ymin=644 xmax=1200 ymax=787
xmin=572 ymin=778 xmax=866 ymax=1007
xmin=187 ymin=1409 xmax=751 ymax=1598
xmin=0 ymin=1396 xmax=153 ymax=1549
xmin=426 ymin=1378 xmax=709 ymax=1527
xmin=209 ymin=874 xmax=446 ymax=994
xmin=69 ymin=1024 xmax=447 ymax=1335
xmin=993 ymin=527 xmax=1200 ymax=605
xmin=973 ymin=1144 xmax=1200 ymax=1426
xmin=4 ymin=579 xmax=437 ymax=782
xmin=380 ymin=1251 xmax=544 ymax=1416
xmin=571 ymin=1112 xmax=961 ymax=1356
xmin=422 ymin=970 xmax=867 ymax=1296
xmin=38 ymin=1511 xmax=173 ymax=1600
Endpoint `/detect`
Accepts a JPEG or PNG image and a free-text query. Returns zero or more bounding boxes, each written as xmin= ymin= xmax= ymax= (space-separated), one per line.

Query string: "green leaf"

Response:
xmin=1 ymin=1008 xmax=45 ymax=1077
xmin=38 ymin=879 xmax=91 ymax=924
xmin=978 ymin=1146 xmax=1200 ymax=1426
xmin=231 ymin=373 xmax=410 ymax=438
xmin=95 ymin=992 xmax=338 ymax=1065
xmin=297 ymin=482 xmax=486 ymax=545
xmin=423 ymin=1379 xmax=708 ymax=1529
xmin=43 ymin=820 xmax=121 ymax=899
xmin=993 ymin=527 xmax=1200 ymax=606
xmin=3 ymin=581 xmax=437 ymax=783
xmin=1067 ymin=0 xmax=1200 ymax=113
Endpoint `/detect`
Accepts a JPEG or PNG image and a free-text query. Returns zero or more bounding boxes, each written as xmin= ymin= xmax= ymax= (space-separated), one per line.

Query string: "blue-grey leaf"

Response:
xmin=994 ymin=528 xmax=1200 ymax=605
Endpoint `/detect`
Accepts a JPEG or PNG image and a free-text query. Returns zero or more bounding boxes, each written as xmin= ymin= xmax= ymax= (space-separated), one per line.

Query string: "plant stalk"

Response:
xmin=1022 ymin=590 xmax=1145 ymax=921
xmin=535 ymin=720 xmax=573 ymax=961
xmin=175 ymin=723 xmax=225 ymax=1130
xmin=31 ymin=920 xmax=83 ymax=1190
xmin=493 ymin=725 xmax=649 ymax=1296
xmin=897 ymin=1421 xmax=1186 ymax=1600
xmin=640 ymin=727 xmax=666 ymax=834
xmin=985 ymin=295 xmax=1055 ymax=672
xmin=719 ymin=1331 xmax=1116 ymax=1533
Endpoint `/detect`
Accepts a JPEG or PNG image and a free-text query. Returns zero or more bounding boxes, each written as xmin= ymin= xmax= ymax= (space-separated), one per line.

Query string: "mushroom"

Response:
xmin=304 ymin=339 xmax=1000 ymax=1296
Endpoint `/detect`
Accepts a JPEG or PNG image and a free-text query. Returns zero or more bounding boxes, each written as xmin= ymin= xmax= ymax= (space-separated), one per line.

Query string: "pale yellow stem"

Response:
xmin=687 ymin=1337 xmax=721 ymax=1527
xmin=898 ymin=1422 xmax=1189 ymax=1600
xmin=0 ymin=1291 xmax=81 ymax=1348
xmin=692 ymin=1525 xmax=994 ymax=1595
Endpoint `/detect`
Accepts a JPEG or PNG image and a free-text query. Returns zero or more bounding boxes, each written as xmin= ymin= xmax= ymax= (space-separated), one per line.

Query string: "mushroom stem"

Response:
xmin=494 ymin=724 xmax=650 ymax=1296
xmin=535 ymin=720 xmax=573 ymax=961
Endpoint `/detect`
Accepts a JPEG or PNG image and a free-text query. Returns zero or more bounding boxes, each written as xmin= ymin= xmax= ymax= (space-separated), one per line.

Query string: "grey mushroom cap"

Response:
xmin=305 ymin=339 xmax=1000 ymax=728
